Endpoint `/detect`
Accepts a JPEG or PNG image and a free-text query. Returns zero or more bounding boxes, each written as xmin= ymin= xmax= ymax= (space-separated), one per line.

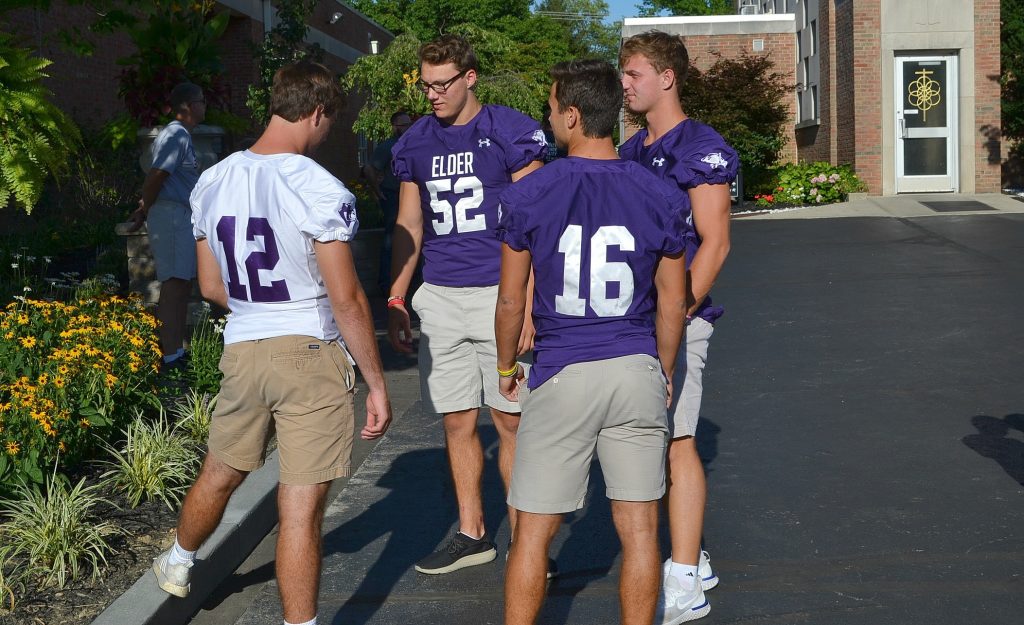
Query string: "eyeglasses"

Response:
xmin=415 ymin=70 xmax=467 ymax=95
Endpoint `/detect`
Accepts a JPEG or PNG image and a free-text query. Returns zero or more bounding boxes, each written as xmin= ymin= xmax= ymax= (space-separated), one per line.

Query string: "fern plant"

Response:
xmin=0 ymin=33 xmax=81 ymax=214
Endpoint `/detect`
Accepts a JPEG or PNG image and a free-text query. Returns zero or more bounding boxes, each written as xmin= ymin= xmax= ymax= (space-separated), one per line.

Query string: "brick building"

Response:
xmin=622 ymin=0 xmax=1002 ymax=195
xmin=2 ymin=0 xmax=394 ymax=183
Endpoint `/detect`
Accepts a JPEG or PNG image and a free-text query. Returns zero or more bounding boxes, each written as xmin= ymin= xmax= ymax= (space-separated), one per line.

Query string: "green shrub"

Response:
xmin=0 ymin=295 xmax=161 ymax=489
xmin=0 ymin=33 xmax=82 ymax=214
xmin=0 ymin=472 xmax=123 ymax=589
xmin=99 ymin=408 xmax=200 ymax=510
xmin=186 ymin=304 xmax=225 ymax=396
xmin=773 ymin=162 xmax=866 ymax=205
xmin=171 ymin=388 xmax=216 ymax=444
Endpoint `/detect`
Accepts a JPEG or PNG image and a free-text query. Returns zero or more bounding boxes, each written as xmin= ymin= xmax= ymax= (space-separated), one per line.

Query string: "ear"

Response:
xmin=565 ymin=105 xmax=581 ymax=131
xmin=464 ymin=68 xmax=478 ymax=89
xmin=313 ymin=104 xmax=325 ymax=126
xmin=660 ymin=68 xmax=677 ymax=92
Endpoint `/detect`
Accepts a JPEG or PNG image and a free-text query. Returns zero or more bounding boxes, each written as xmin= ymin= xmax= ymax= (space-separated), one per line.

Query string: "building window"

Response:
xmin=811 ymin=85 xmax=818 ymax=120
xmin=810 ymin=19 xmax=817 ymax=56
xmin=753 ymin=38 xmax=765 ymax=52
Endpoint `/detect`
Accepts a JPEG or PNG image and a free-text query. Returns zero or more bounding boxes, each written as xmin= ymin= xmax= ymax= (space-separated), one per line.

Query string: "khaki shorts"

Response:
xmin=147 ymin=199 xmax=197 ymax=282
xmin=508 ymin=354 xmax=669 ymax=514
xmin=411 ymin=282 xmax=520 ymax=414
xmin=208 ymin=335 xmax=356 ymax=485
xmin=668 ymin=317 xmax=715 ymax=438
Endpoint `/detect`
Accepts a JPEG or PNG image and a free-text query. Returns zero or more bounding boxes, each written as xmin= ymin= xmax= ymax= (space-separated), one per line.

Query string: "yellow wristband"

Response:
xmin=497 ymin=363 xmax=519 ymax=378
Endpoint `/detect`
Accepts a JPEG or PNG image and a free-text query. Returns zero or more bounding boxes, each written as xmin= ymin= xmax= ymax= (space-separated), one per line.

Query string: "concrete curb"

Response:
xmin=90 ymin=450 xmax=281 ymax=625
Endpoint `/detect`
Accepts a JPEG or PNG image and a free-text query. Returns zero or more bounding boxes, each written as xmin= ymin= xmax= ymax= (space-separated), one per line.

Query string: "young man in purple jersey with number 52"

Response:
xmin=386 ymin=34 xmax=546 ymax=575
xmin=620 ymin=30 xmax=740 ymax=624
xmin=495 ymin=59 xmax=692 ymax=625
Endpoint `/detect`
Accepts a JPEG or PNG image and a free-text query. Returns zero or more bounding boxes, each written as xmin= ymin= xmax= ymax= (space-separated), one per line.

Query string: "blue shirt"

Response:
xmin=151 ymin=121 xmax=200 ymax=204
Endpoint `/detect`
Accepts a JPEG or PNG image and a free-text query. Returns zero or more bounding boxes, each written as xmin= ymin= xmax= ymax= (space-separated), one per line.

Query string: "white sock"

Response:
xmin=459 ymin=530 xmax=483 ymax=541
xmin=668 ymin=561 xmax=699 ymax=590
xmin=284 ymin=618 xmax=316 ymax=625
xmin=167 ymin=538 xmax=196 ymax=566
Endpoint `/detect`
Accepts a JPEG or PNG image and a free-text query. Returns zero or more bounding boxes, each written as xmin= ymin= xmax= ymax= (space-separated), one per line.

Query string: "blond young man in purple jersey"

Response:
xmin=620 ymin=30 xmax=739 ymax=624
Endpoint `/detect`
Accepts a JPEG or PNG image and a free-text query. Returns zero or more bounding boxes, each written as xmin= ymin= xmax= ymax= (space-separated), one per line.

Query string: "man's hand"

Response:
xmin=498 ymin=365 xmax=525 ymax=402
xmin=127 ymin=200 xmax=147 ymax=233
xmin=387 ymin=304 xmax=414 ymax=353
xmin=362 ymin=388 xmax=392 ymax=440
xmin=516 ymin=316 xmax=535 ymax=356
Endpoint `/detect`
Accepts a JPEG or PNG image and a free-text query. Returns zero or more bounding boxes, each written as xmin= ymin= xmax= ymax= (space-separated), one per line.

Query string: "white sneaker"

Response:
xmin=662 ymin=551 xmax=719 ymax=591
xmin=152 ymin=549 xmax=192 ymax=597
xmin=698 ymin=550 xmax=719 ymax=590
xmin=655 ymin=574 xmax=710 ymax=625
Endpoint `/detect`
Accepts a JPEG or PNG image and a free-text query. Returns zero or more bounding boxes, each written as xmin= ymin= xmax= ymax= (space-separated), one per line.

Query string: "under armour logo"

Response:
xmin=652 ymin=157 xmax=665 ymax=167
xmin=479 ymin=138 xmax=491 ymax=147
xmin=701 ymin=152 xmax=729 ymax=169
xmin=339 ymin=202 xmax=355 ymax=224
xmin=532 ymin=129 xmax=547 ymax=146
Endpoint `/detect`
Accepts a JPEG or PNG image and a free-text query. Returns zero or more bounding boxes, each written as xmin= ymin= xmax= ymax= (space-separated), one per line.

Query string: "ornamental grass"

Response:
xmin=0 ymin=294 xmax=161 ymax=489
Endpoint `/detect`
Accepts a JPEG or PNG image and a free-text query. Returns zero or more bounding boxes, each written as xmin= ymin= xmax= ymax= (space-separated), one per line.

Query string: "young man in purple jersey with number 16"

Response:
xmin=495 ymin=59 xmax=692 ymax=625
xmin=151 ymin=62 xmax=392 ymax=625
xmin=386 ymin=34 xmax=546 ymax=575
xmin=620 ymin=30 xmax=740 ymax=624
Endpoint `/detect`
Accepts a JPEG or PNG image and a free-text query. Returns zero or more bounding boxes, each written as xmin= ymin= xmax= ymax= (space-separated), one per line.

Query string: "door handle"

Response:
xmin=898 ymin=113 xmax=907 ymax=139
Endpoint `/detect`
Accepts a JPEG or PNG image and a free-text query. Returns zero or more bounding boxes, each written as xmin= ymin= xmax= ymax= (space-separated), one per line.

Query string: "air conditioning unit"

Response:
xmin=739 ymin=1 xmax=762 ymax=15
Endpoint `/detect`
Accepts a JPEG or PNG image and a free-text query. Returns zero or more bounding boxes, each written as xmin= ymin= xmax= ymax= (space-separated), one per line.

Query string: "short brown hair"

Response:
xmin=269 ymin=61 xmax=345 ymax=122
xmin=550 ymin=59 xmax=622 ymax=139
xmin=169 ymin=82 xmax=203 ymax=113
xmin=419 ymin=34 xmax=478 ymax=73
xmin=619 ymin=30 xmax=689 ymax=88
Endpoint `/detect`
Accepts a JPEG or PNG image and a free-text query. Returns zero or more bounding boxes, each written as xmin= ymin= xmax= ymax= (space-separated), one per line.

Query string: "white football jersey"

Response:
xmin=191 ymin=150 xmax=359 ymax=345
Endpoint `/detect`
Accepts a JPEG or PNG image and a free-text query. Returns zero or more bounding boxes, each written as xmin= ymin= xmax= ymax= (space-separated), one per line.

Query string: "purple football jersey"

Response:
xmin=619 ymin=119 xmax=739 ymax=323
xmin=497 ymin=157 xmax=689 ymax=388
xmin=392 ymin=105 xmax=545 ymax=287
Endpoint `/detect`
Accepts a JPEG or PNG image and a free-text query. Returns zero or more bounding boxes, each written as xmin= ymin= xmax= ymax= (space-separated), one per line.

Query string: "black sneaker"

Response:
xmin=506 ymin=540 xmax=558 ymax=579
xmin=415 ymin=532 xmax=497 ymax=574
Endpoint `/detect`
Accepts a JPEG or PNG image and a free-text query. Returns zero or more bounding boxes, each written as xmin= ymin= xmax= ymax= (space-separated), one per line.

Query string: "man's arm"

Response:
xmin=686 ymin=183 xmax=732 ymax=315
xmin=127 ymin=168 xmax=171 ymax=232
xmin=315 ymin=240 xmax=393 ymax=440
xmin=196 ymin=239 xmax=228 ymax=310
xmin=386 ymin=180 xmax=424 ymax=353
xmin=508 ymin=160 xmax=542 ymax=352
xmin=654 ymin=251 xmax=688 ymax=384
xmin=362 ymin=163 xmax=384 ymax=202
xmin=511 ymin=160 xmax=543 ymax=182
xmin=495 ymin=243 xmax=532 ymax=402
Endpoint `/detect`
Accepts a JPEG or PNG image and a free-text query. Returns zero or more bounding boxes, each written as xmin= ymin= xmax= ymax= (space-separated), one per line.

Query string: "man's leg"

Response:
xmin=612 ymin=500 xmax=660 ymax=625
xmin=504 ymin=511 xmax=561 ymax=625
xmin=443 ymin=407 xmax=485 ymax=537
xmin=175 ymin=453 xmax=248 ymax=550
xmin=157 ymin=277 xmax=191 ymax=359
xmin=490 ymin=407 xmax=520 ymax=532
xmin=666 ymin=436 xmax=705 ymax=567
xmin=276 ymin=481 xmax=331 ymax=624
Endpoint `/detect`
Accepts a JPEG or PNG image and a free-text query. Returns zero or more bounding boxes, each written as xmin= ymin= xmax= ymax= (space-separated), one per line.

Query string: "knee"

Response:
xmin=667 ymin=436 xmax=698 ymax=465
xmin=490 ymin=409 xmax=521 ymax=439
xmin=443 ymin=411 xmax=478 ymax=439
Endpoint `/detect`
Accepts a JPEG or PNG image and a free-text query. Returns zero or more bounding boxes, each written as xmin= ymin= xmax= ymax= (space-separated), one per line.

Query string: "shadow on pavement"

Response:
xmin=962 ymin=413 xmax=1024 ymax=486
xmin=324 ymin=423 xmax=509 ymax=625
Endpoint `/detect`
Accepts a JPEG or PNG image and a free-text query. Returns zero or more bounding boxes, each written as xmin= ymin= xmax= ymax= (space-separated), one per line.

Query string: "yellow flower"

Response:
xmin=5 ymin=441 xmax=18 ymax=455
xmin=58 ymin=441 xmax=66 ymax=452
xmin=37 ymin=373 xmax=48 ymax=385
xmin=109 ymin=320 xmax=123 ymax=331
xmin=79 ymin=418 xmax=90 ymax=428
xmin=3 ymin=331 xmax=13 ymax=340
xmin=129 ymin=362 xmax=140 ymax=372
xmin=58 ymin=364 xmax=69 ymax=375
xmin=105 ymin=373 xmax=118 ymax=388
xmin=53 ymin=376 xmax=65 ymax=388
xmin=16 ymin=313 xmax=28 ymax=325
xmin=20 ymin=336 xmax=37 ymax=348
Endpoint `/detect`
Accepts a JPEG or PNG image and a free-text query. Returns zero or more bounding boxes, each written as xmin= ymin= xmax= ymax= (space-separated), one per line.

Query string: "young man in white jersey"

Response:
xmin=620 ymin=31 xmax=739 ymax=624
xmin=151 ymin=61 xmax=392 ymax=625
xmin=386 ymin=34 xmax=545 ymax=574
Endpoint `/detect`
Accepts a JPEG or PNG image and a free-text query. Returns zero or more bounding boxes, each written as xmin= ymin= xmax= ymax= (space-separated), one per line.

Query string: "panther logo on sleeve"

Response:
xmin=339 ymin=201 xmax=355 ymax=225
xmin=700 ymin=153 xmax=729 ymax=169
xmin=532 ymin=129 xmax=547 ymax=147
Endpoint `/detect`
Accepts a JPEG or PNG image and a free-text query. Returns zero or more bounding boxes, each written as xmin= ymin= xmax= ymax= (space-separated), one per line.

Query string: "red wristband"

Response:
xmin=387 ymin=295 xmax=406 ymax=309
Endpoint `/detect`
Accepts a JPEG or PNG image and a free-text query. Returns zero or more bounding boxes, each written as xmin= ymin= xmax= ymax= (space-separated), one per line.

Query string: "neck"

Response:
xmin=175 ymin=113 xmax=197 ymax=132
xmin=446 ymin=94 xmax=482 ymax=126
xmin=566 ymin=135 xmax=618 ymax=160
xmin=248 ymin=116 xmax=312 ymax=156
xmin=642 ymin=97 xmax=687 ymax=142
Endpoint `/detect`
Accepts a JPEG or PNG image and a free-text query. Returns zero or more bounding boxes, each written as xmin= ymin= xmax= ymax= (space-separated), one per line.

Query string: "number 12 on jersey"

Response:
xmin=555 ymin=225 xmax=635 ymax=317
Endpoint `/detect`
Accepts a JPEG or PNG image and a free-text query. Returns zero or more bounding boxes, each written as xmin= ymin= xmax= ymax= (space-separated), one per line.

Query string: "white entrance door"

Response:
xmin=895 ymin=55 xmax=958 ymax=193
